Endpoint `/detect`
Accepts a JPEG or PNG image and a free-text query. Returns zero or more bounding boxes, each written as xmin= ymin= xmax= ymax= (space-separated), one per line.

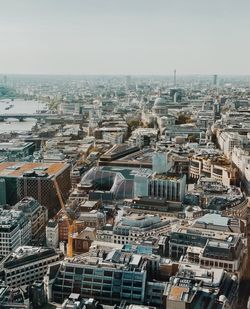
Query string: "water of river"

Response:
xmin=0 ymin=99 xmax=47 ymax=133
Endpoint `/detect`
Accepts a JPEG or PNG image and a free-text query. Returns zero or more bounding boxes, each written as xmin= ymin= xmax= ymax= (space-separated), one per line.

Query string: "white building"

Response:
xmin=232 ymin=146 xmax=250 ymax=193
xmin=46 ymin=220 xmax=59 ymax=248
xmin=0 ymin=208 xmax=31 ymax=256
xmin=2 ymin=246 xmax=62 ymax=288
xmin=217 ymin=131 xmax=241 ymax=157
xmin=152 ymin=97 xmax=168 ymax=117
xmin=128 ymin=128 xmax=158 ymax=148
xmin=15 ymin=197 xmax=48 ymax=241
xmin=189 ymin=153 xmax=235 ymax=186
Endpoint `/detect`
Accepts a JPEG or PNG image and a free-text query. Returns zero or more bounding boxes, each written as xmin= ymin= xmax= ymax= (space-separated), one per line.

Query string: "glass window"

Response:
xmin=123 ymin=273 xmax=133 ymax=280
xmin=114 ymin=272 xmax=122 ymax=279
xmin=65 ymin=267 xmax=74 ymax=273
xmin=94 ymin=269 xmax=104 ymax=276
xmin=134 ymin=274 xmax=142 ymax=280
xmin=93 ymin=278 xmax=102 ymax=283
xmin=75 ymin=268 xmax=83 ymax=275
xmin=85 ymin=269 xmax=93 ymax=275
xmin=123 ymin=281 xmax=132 ymax=286
xmin=104 ymin=271 xmax=112 ymax=277
xmin=133 ymin=282 xmax=142 ymax=288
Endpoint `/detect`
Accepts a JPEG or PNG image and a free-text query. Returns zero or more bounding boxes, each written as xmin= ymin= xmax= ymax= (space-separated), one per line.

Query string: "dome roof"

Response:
xmin=154 ymin=97 xmax=167 ymax=107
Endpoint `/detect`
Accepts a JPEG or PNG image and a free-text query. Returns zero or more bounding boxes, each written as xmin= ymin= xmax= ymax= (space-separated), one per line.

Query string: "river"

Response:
xmin=0 ymin=99 xmax=47 ymax=133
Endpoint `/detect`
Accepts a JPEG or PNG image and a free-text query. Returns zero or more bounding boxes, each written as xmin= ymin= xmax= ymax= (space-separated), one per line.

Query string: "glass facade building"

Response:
xmin=48 ymin=260 xmax=147 ymax=304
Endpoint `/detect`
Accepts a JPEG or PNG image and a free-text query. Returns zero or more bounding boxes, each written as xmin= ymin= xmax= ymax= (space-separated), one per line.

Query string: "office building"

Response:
xmin=30 ymin=281 xmax=47 ymax=308
xmin=0 ymin=141 xmax=35 ymax=161
xmin=134 ymin=172 xmax=186 ymax=202
xmin=0 ymin=162 xmax=71 ymax=216
xmin=1 ymin=246 xmax=63 ymax=288
xmin=14 ymin=197 xmax=48 ymax=242
xmin=0 ymin=208 xmax=31 ymax=256
xmin=163 ymin=265 xmax=238 ymax=309
xmin=46 ymin=219 xmax=59 ymax=248
xmin=0 ymin=280 xmax=30 ymax=308
xmin=169 ymin=214 xmax=246 ymax=275
xmin=45 ymin=250 xmax=147 ymax=305
xmin=112 ymin=212 xmax=172 ymax=245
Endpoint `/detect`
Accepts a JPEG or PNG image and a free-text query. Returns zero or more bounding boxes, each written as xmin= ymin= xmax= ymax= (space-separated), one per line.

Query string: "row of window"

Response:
xmin=62 ymin=267 xmax=143 ymax=280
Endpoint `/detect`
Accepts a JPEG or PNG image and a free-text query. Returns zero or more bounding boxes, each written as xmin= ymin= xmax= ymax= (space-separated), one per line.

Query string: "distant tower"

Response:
xmin=213 ymin=74 xmax=218 ymax=86
xmin=174 ymin=69 xmax=177 ymax=88
xmin=3 ymin=75 xmax=7 ymax=85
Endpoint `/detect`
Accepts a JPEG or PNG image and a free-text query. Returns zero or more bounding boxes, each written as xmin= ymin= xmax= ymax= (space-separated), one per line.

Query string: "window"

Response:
xmin=114 ymin=272 xmax=122 ymax=279
xmin=134 ymin=274 xmax=142 ymax=280
xmin=93 ymin=278 xmax=102 ymax=283
xmin=123 ymin=281 xmax=132 ymax=287
xmin=75 ymin=268 xmax=83 ymax=275
xmin=123 ymin=273 xmax=133 ymax=280
xmin=103 ymin=285 xmax=111 ymax=291
xmin=94 ymin=269 xmax=103 ymax=276
xmin=65 ymin=266 xmax=74 ymax=273
xmin=84 ymin=268 xmax=93 ymax=275
xmin=104 ymin=271 xmax=112 ymax=277
xmin=133 ymin=282 xmax=142 ymax=288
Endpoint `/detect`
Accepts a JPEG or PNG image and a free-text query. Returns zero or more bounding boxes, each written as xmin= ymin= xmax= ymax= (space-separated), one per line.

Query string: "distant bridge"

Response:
xmin=0 ymin=113 xmax=56 ymax=121
xmin=0 ymin=113 xmax=83 ymax=122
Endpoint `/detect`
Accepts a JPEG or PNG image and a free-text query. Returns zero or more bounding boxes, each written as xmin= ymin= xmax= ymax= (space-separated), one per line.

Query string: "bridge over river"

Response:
xmin=0 ymin=113 xmax=57 ymax=121
xmin=0 ymin=113 xmax=83 ymax=122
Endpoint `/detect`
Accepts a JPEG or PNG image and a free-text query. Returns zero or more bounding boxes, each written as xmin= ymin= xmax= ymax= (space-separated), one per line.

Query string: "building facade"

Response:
xmin=15 ymin=197 xmax=48 ymax=242
xmin=0 ymin=208 xmax=31 ymax=256
xmin=1 ymin=246 xmax=62 ymax=288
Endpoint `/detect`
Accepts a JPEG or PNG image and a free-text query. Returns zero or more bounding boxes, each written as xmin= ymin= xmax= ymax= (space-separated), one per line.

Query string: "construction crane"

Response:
xmin=53 ymin=179 xmax=75 ymax=257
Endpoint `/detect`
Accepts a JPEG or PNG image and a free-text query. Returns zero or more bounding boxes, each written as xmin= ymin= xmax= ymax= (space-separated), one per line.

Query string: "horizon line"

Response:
xmin=1 ymin=73 xmax=250 ymax=77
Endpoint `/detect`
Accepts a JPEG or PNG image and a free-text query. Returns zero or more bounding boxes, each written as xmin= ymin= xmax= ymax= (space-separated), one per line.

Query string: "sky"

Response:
xmin=0 ymin=0 xmax=249 ymax=75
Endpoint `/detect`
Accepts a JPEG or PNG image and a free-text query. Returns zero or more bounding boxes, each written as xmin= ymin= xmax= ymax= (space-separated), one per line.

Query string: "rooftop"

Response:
xmin=152 ymin=172 xmax=183 ymax=181
xmin=0 ymin=162 xmax=69 ymax=178
xmin=168 ymin=285 xmax=190 ymax=302
xmin=68 ymin=248 xmax=147 ymax=271
xmin=194 ymin=213 xmax=229 ymax=227
xmin=3 ymin=246 xmax=60 ymax=269
xmin=0 ymin=141 xmax=34 ymax=151
xmin=15 ymin=197 xmax=41 ymax=213
xmin=0 ymin=208 xmax=28 ymax=231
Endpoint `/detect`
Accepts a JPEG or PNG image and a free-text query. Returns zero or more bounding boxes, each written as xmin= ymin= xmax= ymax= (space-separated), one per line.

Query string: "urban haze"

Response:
xmin=0 ymin=1 xmax=250 ymax=309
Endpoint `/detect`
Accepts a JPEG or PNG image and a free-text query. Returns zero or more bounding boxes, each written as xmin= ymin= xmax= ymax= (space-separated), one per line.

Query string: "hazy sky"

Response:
xmin=0 ymin=0 xmax=249 ymax=75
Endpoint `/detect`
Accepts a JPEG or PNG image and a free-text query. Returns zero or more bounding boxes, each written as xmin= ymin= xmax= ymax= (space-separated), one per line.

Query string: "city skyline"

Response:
xmin=0 ymin=0 xmax=250 ymax=75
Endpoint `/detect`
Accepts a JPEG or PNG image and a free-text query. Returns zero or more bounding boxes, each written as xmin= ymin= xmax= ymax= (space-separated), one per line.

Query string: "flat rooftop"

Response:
xmin=0 ymin=141 xmax=33 ymax=151
xmin=194 ymin=213 xmax=229 ymax=227
xmin=168 ymin=286 xmax=190 ymax=302
xmin=152 ymin=172 xmax=183 ymax=181
xmin=3 ymin=246 xmax=59 ymax=269
xmin=0 ymin=162 xmax=69 ymax=178
xmin=81 ymin=200 xmax=99 ymax=208
xmin=173 ymin=227 xmax=238 ymax=241
xmin=68 ymin=249 xmax=147 ymax=271
xmin=100 ymin=166 xmax=152 ymax=180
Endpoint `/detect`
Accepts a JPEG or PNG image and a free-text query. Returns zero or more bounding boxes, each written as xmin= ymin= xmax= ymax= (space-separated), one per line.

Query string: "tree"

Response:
xmin=176 ymin=114 xmax=193 ymax=125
